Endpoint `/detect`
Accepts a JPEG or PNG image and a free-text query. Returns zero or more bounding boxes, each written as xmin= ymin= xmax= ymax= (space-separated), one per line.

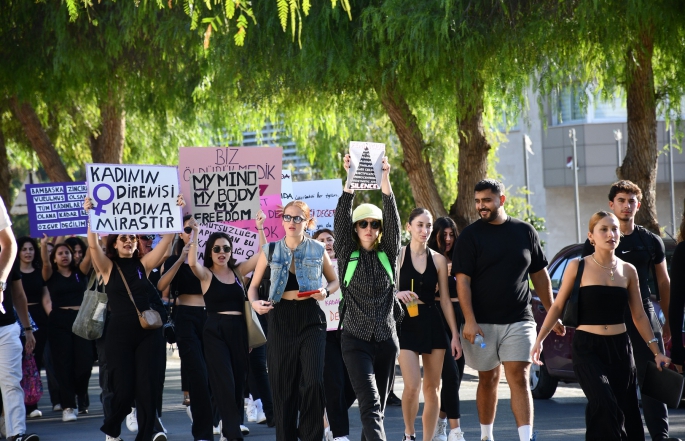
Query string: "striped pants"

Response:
xmin=267 ymin=298 xmax=326 ymax=441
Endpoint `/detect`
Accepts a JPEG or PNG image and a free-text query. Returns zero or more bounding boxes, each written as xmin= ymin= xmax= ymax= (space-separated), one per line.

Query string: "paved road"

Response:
xmin=18 ymin=356 xmax=685 ymax=441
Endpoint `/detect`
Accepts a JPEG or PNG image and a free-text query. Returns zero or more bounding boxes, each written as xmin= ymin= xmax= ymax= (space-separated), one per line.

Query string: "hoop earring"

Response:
xmin=590 ymin=241 xmax=595 ymax=246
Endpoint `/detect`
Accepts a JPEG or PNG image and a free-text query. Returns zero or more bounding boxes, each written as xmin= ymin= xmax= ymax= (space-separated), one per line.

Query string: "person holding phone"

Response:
xmin=248 ymin=200 xmax=339 ymax=441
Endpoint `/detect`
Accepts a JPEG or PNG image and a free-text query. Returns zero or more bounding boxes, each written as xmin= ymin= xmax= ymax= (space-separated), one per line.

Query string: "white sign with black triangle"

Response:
xmin=348 ymin=142 xmax=385 ymax=190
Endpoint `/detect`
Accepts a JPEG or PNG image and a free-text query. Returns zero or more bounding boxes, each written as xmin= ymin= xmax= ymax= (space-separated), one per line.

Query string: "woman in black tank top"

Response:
xmin=187 ymin=212 xmax=266 ymax=441
xmin=85 ymin=195 xmax=183 ymax=441
xmin=397 ymin=208 xmax=461 ymax=441
xmin=532 ymin=212 xmax=670 ymax=440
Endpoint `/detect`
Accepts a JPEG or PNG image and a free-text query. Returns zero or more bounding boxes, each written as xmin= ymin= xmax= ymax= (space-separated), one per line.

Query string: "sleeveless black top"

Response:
xmin=284 ymin=271 xmax=299 ymax=292
xmin=21 ymin=270 xmax=45 ymax=304
xmin=399 ymin=249 xmax=439 ymax=305
xmin=204 ymin=273 xmax=245 ymax=313
xmin=106 ymin=257 xmax=152 ymax=315
xmin=164 ymin=255 xmax=202 ymax=296
xmin=47 ymin=269 xmax=88 ymax=308
xmin=578 ymin=285 xmax=628 ymax=325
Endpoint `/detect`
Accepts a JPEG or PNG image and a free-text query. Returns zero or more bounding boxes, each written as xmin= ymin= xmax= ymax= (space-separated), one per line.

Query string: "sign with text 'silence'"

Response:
xmin=348 ymin=142 xmax=384 ymax=190
xmin=189 ymin=169 xmax=261 ymax=224
xmin=86 ymin=163 xmax=183 ymax=234
xmin=26 ymin=181 xmax=89 ymax=237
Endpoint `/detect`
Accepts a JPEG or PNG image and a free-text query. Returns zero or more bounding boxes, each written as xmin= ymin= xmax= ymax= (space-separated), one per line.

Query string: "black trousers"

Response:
xmin=267 ymin=299 xmax=326 ymax=441
xmin=204 ymin=314 xmax=249 ymax=440
xmin=96 ymin=313 xmax=113 ymax=420
xmin=248 ymin=328 xmax=274 ymax=423
xmin=572 ymin=330 xmax=644 ymax=441
xmin=627 ymin=305 xmax=669 ymax=441
xmin=439 ymin=302 xmax=464 ymax=419
xmin=341 ymin=331 xmax=399 ymax=441
xmin=26 ymin=304 xmax=49 ymax=413
xmin=324 ymin=331 xmax=357 ymax=438
xmin=176 ymin=305 xmax=213 ymax=440
xmin=48 ymin=308 xmax=93 ymax=410
xmin=42 ymin=342 xmax=61 ymax=407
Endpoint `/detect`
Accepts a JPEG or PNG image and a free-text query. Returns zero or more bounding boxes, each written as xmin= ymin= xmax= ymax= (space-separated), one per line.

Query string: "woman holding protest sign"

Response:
xmin=186 ymin=210 xmax=266 ymax=441
xmin=248 ymin=201 xmax=339 ymax=441
xmin=332 ymin=153 xmax=403 ymax=441
xmin=40 ymin=235 xmax=92 ymax=422
xmin=84 ymin=194 xmax=184 ymax=441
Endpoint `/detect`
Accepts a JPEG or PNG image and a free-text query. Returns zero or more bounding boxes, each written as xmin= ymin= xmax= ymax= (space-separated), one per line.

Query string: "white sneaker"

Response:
xmin=152 ymin=432 xmax=167 ymax=441
xmin=246 ymin=398 xmax=257 ymax=422
xmin=52 ymin=404 xmax=62 ymax=412
xmin=126 ymin=408 xmax=138 ymax=432
xmin=62 ymin=408 xmax=77 ymax=422
xmin=334 ymin=437 xmax=351 ymax=441
xmin=324 ymin=427 xmax=334 ymax=441
xmin=254 ymin=399 xmax=267 ymax=424
xmin=433 ymin=419 xmax=447 ymax=441
xmin=241 ymin=425 xmax=250 ymax=435
xmin=448 ymin=428 xmax=465 ymax=441
xmin=28 ymin=409 xmax=42 ymax=418
xmin=186 ymin=405 xmax=193 ymax=423
xmin=213 ymin=425 xmax=221 ymax=435
xmin=105 ymin=436 xmax=123 ymax=441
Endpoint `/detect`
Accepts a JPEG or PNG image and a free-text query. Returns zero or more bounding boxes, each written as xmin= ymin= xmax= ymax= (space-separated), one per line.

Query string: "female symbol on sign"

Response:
xmin=92 ymin=183 xmax=115 ymax=215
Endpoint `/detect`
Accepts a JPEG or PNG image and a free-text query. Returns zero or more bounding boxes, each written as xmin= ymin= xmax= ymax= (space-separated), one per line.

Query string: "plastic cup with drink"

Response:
xmin=407 ymin=279 xmax=419 ymax=317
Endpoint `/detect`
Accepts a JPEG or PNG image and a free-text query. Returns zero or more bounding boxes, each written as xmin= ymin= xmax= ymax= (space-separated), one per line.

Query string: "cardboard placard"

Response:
xmin=26 ymin=181 xmax=88 ymax=237
xmin=195 ymin=222 xmax=259 ymax=266
xmin=290 ymin=179 xmax=343 ymax=232
xmin=281 ymin=171 xmax=294 ymax=205
xmin=86 ymin=164 xmax=183 ymax=234
xmin=178 ymin=146 xmax=283 ymax=213
xmin=189 ymin=169 xmax=261 ymax=224
xmin=348 ymin=142 xmax=385 ymax=190
xmin=229 ymin=194 xmax=285 ymax=242
xmin=318 ymin=259 xmax=342 ymax=331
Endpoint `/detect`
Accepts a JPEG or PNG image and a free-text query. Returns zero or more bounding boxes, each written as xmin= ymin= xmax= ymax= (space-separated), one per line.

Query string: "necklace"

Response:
xmin=591 ymin=253 xmax=618 ymax=281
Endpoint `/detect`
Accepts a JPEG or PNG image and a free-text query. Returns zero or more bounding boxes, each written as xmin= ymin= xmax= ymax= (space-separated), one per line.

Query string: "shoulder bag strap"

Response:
xmin=573 ymin=258 xmax=585 ymax=293
xmin=396 ymin=246 xmax=406 ymax=288
xmin=231 ymin=267 xmax=247 ymax=298
xmin=115 ymin=262 xmax=142 ymax=316
xmin=268 ymin=242 xmax=276 ymax=264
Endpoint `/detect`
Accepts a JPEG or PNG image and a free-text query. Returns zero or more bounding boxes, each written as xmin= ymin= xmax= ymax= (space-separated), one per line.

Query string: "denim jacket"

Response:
xmin=265 ymin=238 xmax=325 ymax=303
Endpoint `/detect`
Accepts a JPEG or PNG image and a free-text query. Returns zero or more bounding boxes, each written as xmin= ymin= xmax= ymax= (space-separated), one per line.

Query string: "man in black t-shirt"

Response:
xmin=452 ymin=179 xmax=561 ymax=441
xmin=581 ymin=180 xmax=679 ymax=441
xmin=0 ymin=198 xmax=39 ymax=441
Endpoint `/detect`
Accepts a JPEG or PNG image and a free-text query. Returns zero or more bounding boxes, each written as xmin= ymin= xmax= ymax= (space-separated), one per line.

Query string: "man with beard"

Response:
xmin=582 ymin=180 xmax=680 ymax=441
xmin=451 ymin=179 xmax=561 ymax=441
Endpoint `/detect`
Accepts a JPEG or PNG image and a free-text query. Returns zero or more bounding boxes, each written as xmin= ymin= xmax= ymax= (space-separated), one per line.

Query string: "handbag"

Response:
xmin=561 ymin=258 xmax=585 ymax=328
xmin=642 ymin=361 xmax=685 ymax=408
xmin=21 ymin=353 xmax=43 ymax=405
xmin=232 ymin=267 xmax=267 ymax=349
xmin=72 ymin=271 xmax=108 ymax=340
xmin=115 ymin=263 xmax=163 ymax=330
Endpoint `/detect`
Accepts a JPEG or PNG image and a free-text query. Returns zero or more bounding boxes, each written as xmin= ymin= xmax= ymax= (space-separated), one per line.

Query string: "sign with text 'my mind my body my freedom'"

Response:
xmin=189 ymin=169 xmax=261 ymax=224
xmin=195 ymin=222 xmax=259 ymax=266
xmin=86 ymin=164 xmax=183 ymax=234
xmin=178 ymin=146 xmax=283 ymax=213
xmin=26 ymin=182 xmax=88 ymax=237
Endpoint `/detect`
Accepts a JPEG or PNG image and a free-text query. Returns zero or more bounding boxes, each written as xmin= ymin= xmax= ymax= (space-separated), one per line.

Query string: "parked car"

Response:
xmin=530 ymin=239 xmax=677 ymax=399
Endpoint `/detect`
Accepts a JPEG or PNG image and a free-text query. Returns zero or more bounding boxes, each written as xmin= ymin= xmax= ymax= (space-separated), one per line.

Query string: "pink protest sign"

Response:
xmin=228 ymin=194 xmax=285 ymax=242
xmin=195 ymin=222 xmax=258 ymax=266
xmin=178 ymin=146 xmax=282 ymax=214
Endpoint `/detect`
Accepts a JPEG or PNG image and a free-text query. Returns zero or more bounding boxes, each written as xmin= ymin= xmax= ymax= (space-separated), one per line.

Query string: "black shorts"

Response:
xmin=399 ymin=303 xmax=448 ymax=354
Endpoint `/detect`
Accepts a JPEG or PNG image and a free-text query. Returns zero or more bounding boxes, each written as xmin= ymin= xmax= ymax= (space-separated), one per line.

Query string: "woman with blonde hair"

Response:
xmin=248 ymin=200 xmax=339 ymax=441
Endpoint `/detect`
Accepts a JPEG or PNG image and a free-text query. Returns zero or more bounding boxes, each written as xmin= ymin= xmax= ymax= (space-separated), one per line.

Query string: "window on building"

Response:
xmin=556 ymin=85 xmax=586 ymax=123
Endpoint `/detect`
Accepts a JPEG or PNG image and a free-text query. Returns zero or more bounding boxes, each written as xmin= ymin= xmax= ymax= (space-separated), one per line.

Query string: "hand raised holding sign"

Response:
xmin=343 ymin=154 xmax=354 ymax=194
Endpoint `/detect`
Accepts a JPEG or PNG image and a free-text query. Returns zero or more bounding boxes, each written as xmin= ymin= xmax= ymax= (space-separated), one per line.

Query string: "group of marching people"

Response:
xmin=0 ymin=150 xmax=683 ymax=441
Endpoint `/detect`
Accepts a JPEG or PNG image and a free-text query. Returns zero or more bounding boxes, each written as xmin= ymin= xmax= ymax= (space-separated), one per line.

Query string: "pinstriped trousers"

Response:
xmin=267 ymin=298 xmax=327 ymax=441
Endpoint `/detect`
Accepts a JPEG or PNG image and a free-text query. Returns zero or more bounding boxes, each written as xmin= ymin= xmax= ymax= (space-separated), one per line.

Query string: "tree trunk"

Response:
xmin=449 ymin=80 xmax=492 ymax=232
xmin=91 ymin=90 xmax=126 ymax=164
xmin=10 ymin=97 xmax=71 ymax=182
xmin=0 ymin=126 xmax=11 ymax=209
xmin=618 ymin=29 xmax=659 ymax=233
xmin=375 ymin=81 xmax=448 ymax=218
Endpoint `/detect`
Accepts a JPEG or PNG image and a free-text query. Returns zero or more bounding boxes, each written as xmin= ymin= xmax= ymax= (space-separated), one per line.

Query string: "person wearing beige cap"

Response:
xmin=334 ymin=153 xmax=403 ymax=441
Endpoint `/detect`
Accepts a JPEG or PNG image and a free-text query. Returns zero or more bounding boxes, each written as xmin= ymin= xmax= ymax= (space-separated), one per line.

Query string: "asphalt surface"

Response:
xmin=14 ymin=353 xmax=685 ymax=441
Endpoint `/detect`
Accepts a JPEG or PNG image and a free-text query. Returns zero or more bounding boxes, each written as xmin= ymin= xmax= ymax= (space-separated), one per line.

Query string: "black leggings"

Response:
xmin=48 ymin=308 xmax=93 ymax=410
xmin=100 ymin=313 xmax=163 ymax=441
xmin=204 ymin=314 xmax=249 ymax=440
xmin=439 ymin=302 xmax=464 ymax=419
xmin=267 ymin=299 xmax=326 ymax=441
xmin=324 ymin=331 xmax=356 ymax=438
xmin=572 ymin=330 xmax=644 ymax=440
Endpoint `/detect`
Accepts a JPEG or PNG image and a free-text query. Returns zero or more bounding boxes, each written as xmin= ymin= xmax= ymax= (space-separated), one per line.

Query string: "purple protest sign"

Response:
xmin=26 ymin=182 xmax=89 ymax=237
xmin=228 ymin=193 xmax=285 ymax=242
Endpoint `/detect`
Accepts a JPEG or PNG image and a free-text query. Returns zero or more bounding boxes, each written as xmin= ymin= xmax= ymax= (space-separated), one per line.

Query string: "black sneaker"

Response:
xmin=387 ymin=392 xmax=402 ymax=406
xmin=8 ymin=434 xmax=40 ymax=441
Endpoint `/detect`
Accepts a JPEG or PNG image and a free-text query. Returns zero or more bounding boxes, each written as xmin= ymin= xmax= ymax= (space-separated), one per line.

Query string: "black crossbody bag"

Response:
xmin=561 ymin=258 xmax=585 ymax=328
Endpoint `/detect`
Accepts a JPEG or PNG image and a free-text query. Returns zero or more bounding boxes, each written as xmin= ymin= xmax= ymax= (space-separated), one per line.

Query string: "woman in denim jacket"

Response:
xmin=248 ymin=200 xmax=339 ymax=441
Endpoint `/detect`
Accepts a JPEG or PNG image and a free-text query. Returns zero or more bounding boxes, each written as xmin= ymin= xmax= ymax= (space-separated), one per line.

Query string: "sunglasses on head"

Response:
xmin=118 ymin=235 xmax=138 ymax=243
xmin=212 ymin=245 xmax=232 ymax=253
xmin=357 ymin=220 xmax=381 ymax=230
xmin=282 ymin=215 xmax=305 ymax=224
xmin=184 ymin=226 xmax=192 ymax=234
xmin=140 ymin=235 xmax=156 ymax=241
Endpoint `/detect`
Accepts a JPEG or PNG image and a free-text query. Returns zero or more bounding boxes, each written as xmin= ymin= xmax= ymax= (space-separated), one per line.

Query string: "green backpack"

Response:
xmin=343 ymin=250 xmax=394 ymax=288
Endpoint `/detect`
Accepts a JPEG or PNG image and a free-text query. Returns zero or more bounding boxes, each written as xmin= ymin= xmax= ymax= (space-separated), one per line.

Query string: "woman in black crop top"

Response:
xmin=427 ymin=217 xmax=466 ymax=440
xmin=85 ymin=195 xmax=183 ymax=441
xmin=39 ymin=235 xmax=92 ymax=422
xmin=187 ymin=212 xmax=266 ymax=441
xmin=532 ymin=211 xmax=670 ymax=440
xmin=397 ymin=208 xmax=460 ymax=441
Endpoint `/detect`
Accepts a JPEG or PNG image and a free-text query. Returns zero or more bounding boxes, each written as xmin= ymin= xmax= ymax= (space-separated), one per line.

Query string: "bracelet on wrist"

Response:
xmin=23 ymin=327 xmax=33 ymax=332
xmin=646 ymin=337 xmax=659 ymax=346
xmin=256 ymin=228 xmax=264 ymax=231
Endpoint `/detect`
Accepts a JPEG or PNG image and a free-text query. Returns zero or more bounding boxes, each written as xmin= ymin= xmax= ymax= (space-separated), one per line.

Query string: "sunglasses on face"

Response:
xmin=184 ymin=226 xmax=192 ymax=234
xmin=118 ymin=235 xmax=138 ymax=243
xmin=212 ymin=245 xmax=232 ymax=253
xmin=357 ymin=220 xmax=381 ymax=230
xmin=282 ymin=215 xmax=305 ymax=224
